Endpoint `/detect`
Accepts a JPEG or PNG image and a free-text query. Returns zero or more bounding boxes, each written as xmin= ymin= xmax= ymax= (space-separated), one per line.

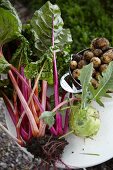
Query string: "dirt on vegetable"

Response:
xmin=26 ymin=135 xmax=68 ymax=167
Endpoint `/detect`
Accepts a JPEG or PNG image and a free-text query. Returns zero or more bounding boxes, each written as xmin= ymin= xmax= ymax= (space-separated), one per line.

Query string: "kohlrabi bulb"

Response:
xmin=69 ymin=106 xmax=100 ymax=138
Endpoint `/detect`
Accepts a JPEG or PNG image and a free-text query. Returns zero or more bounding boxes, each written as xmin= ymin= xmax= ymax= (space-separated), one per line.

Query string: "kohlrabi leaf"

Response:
xmin=0 ymin=0 xmax=22 ymax=45
xmin=40 ymin=111 xmax=55 ymax=128
xmin=0 ymin=56 xmax=10 ymax=73
xmin=30 ymin=1 xmax=72 ymax=57
xmin=90 ymin=61 xmax=113 ymax=106
xmin=11 ymin=36 xmax=30 ymax=68
xmin=24 ymin=52 xmax=53 ymax=84
xmin=78 ymin=63 xmax=93 ymax=109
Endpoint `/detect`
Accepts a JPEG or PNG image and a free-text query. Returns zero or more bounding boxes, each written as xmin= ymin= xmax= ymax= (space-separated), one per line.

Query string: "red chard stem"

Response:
xmin=52 ymin=15 xmax=63 ymax=135
xmin=8 ymin=70 xmax=39 ymax=137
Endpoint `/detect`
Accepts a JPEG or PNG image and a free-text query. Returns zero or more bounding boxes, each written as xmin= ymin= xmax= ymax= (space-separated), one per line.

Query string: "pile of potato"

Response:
xmin=70 ymin=37 xmax=113 ymax=88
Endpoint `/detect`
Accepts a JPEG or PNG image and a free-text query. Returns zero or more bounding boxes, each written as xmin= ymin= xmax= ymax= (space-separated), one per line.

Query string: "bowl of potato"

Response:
xmin=69 ymin=37 xmax=113 ymax=89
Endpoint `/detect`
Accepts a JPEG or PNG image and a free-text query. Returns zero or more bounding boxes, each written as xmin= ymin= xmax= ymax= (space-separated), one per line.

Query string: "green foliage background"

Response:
xmin=11 ymin=0 xmax=113 ymax=52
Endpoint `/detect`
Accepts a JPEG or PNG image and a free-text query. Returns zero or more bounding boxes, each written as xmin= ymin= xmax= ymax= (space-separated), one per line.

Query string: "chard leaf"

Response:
xmin=78 ymin=63 xmax=93 ymax=109
xmin=40 ymin=111 xmax=55 ymax=128
xmin=90 ymin=61 xmax=113 ymax=105
xmin=0 ymin=0 xmax=22 ymax=45
xmin=0 ymin=56 xmax=10 ymax=73
xmin=30 ymin=1 xmax=72 ymax=57
xmin=24 ymin=53 xmax=53 ymax=84
xmin=11 ymin=36 xmax=30 ymax=68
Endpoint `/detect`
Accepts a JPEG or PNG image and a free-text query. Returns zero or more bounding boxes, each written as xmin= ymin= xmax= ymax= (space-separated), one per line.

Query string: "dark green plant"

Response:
xmin=11 ymin=0 xmax=113 ymax=52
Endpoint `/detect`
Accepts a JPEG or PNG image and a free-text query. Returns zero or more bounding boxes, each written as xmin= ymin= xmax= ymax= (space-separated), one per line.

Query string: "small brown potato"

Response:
xmin=72 ymin=69 xmax=80 ymax=79
xmin=93 ymin=49 xmax=103 ymax=57
xmin=78 ymin=60 xmax=87 ymax=69
xmin=72 ymin=54 xmax=83 ymax=62
xmin=91 ymin=78 xmax=99 ymax=89
xmin=91 ymin=37 xmax=110 ymax=51
xmin=70 ymin=60 xmax=77 ymax=70
xmin=92 ymin=71 xmax=101 ymax=81
xmin=90 ymin=57 xmax=101 ymax=68
xmin=100 ymin=55 xmax=112 ymax=64
xmin=83 ymin=50 xmax=94 ymax=61
xmin=102 ymin=49 xmax=113 ymax=60
xmin=99 ymin=64 xmax=108 ymax=73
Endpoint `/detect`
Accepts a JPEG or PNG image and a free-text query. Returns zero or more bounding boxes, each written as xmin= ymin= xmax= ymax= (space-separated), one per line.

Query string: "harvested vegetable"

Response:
xmin=69 ymin=61 xmax=113 ymax=137
xmin=0 ymin=0 xmax=74 ymax=169
xmin=70 ymin=37 xmax=113 ymax=88
xmin=91 ymin=37 xmax=110 ymax=51
xmin=70 ymin=106 xmax=100 ymax=137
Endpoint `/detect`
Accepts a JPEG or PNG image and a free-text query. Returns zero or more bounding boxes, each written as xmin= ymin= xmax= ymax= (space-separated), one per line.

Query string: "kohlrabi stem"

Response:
xmin=52 ymin=97 xmax=80 ymax=113
xmin=8 ymin=70 xmax=39 ymax=137
xmin=59 ymin=130 xmax=74 ymax=139
xmin=52 ymin=15 xmax=62 ymax=135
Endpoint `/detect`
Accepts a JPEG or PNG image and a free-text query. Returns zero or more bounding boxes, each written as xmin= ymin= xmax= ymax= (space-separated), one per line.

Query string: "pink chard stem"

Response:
xmin=8 ymin=70 xmax=39 ymax=137
xmin=52 ymin=15 xmax=63 ymax=135
xmin=10 ymin=65 xmax=43 ymax=113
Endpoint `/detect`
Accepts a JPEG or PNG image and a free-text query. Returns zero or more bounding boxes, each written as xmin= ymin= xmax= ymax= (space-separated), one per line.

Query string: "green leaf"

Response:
xmin=30 ymin=1 xmax=72 ymax=57
xmin=40 ymin=111 xmax=55 ymax=128
xmin=78 ymin=63 xmax=93 ymax=109
xmin=0 ymin=0 xmax=22 ymax=45
xmin=90 ymin=61 xmax=113 ymax=105
xmin=11 ymin=36 xmax=30 ymax=68
xmin=24 ymin=52 xmax=53 ymax=84
xmin=0 ymin=56 xmax=10 ymax=73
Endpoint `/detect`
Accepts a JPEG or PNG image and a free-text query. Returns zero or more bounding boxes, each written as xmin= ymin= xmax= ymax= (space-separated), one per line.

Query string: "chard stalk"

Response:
xmin=17 ymin=63 xmax=45 ymax=128
xmin=10 ymin=65 xmax=43 ymax=112
xmin=39 ymin=80 xmax=47 ymax=136
xmin=8 ymin=70 xmax=39 ymax=137
xmin=52 ymin=15 xmax=63 ymax=135
xmin=2 ymin=92 xmax=29 ymax=141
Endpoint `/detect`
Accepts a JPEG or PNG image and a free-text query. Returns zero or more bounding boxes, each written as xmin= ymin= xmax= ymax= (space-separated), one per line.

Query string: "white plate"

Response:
xmin=4 ymin=93 xmax=113 ymax=169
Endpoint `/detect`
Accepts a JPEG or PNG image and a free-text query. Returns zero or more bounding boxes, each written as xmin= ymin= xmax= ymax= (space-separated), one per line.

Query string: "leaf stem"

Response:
xmin=52 ymin=15 xmax=62 ymax=134
xmin=8 ymin=70 xmax=39 ymax=137
xmin=59 ymin=130 xmax=74 ymax=139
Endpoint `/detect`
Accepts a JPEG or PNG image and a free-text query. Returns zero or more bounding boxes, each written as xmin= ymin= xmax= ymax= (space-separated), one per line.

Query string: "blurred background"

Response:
xmin=10 ymin=0 xmax=113 ymax=52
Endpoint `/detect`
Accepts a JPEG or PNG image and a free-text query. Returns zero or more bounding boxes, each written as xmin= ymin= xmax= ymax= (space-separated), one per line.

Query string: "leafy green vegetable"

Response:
xmin=11 ymin=36 xmax=30 ymax=68
xmin=78 ymin=63 xmax=93 ymax=109
xmin=24 ymin=52 xmax=53 ymax=84
xmin=90 ymin=61 xmax=113 ymax=106
xmin=24 ymin=1 xmax=72 ymax=83
xmin=30 ymin=1 xmax=72 ymax=57
xmin=0 ymin=0 xmax=22 ymax=45
xmin=0 ymin=56 xmax=10 ymax=73
xmin=40 ymin=111 xmax=55 ymax=128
